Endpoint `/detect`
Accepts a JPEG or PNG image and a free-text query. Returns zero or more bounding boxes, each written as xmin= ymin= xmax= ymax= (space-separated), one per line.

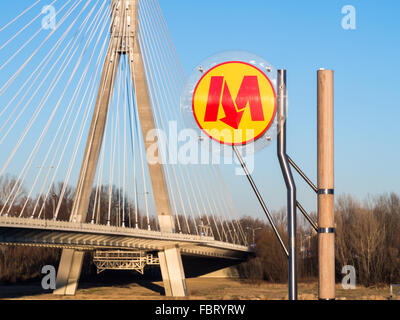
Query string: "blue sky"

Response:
xmin=159 ymin=0 xmax=400 ymax=217
xmin=0 ymin=1 xmax=399 ymax=222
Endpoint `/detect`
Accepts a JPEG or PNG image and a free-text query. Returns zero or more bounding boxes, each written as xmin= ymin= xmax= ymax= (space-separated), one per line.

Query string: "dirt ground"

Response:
xmin=0 ymin=278 xmax=396 ymax=300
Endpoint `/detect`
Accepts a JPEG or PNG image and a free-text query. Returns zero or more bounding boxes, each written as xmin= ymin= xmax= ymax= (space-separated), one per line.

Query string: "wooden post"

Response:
xmin=317 ymin=69 xmax=335 ymax=300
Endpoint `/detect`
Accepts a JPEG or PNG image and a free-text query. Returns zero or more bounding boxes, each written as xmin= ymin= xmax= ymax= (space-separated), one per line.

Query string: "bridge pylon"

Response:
xmin=54 ymin=0 xmax=187 ymax=297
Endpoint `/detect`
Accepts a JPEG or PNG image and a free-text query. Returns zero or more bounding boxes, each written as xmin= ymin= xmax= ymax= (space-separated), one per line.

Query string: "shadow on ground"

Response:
xmin=0 ymin=269 xmax=165 ymax=299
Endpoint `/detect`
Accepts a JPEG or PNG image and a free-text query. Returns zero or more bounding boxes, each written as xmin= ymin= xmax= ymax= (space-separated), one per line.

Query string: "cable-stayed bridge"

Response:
xmin=0 ymin=216 xmax=250 ymax=259
xmin=0 ymin=0 xmax=255 ymax=297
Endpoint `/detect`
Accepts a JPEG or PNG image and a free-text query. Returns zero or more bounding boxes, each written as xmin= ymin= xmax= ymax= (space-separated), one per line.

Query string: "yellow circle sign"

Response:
xmin=192 ymin=61 xmax=276 ymax=145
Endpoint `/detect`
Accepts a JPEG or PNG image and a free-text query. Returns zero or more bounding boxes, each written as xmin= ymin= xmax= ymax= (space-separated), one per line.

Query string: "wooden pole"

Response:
xmin=317 ymin=69 xmax=335 ymax=300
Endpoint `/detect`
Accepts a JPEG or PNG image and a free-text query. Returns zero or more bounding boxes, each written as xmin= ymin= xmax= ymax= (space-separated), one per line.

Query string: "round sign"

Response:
xmin=192 ymin=61 xmax=276 ymax=146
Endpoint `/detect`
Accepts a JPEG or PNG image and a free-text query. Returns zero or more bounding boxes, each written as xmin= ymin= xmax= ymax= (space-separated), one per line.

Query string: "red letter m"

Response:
xmin=204 ymin=76 xmax=264 ymax=129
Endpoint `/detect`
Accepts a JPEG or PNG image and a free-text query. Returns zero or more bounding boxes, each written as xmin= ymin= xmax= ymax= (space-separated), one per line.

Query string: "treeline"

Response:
xmin=0 ymin=175 xmax=245 ymax=283
xmin=335 ymin=194 xmax=400 ymax=286
xmin=1 ymin=171 xmax=399 ymax=287
xmin=237 ymin=193 xmax=400 ymax=286
xmin=0 ymin=175 xmax=240 ymax=242
xmin=0 ymin=176 xmax=145 ymax=283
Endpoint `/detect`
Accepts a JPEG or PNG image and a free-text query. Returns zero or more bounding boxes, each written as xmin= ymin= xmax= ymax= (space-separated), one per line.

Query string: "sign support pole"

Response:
xmin=317 ymin=69 xmax=335 ymax=300
xmin=277 ymin=69 xmax=298 ymax=300
xmin=232 ymin=146 xmax=289 ymax=257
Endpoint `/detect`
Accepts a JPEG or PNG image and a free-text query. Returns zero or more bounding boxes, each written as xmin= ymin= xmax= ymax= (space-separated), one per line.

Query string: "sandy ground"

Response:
xmin=0 ymin=278 xmax=396 ymax=300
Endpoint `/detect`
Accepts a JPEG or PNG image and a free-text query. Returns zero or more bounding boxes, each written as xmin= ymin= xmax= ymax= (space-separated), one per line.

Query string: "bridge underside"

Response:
xmin=0 ymin=217 xmax=252 ymax=297
xmin=0 ymin=228 xmax=249 ymax=260
xmin=0 ymin=217 xmax=251 ymax=261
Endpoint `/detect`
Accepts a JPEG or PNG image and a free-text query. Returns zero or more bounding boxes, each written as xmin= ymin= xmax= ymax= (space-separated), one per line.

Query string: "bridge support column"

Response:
xmin=158 ymin=246 xmax=188 ymax=297
xmin=127 ymin=1 xmax=188 ymax=297
xmin=54 ymin=249 xmax=85 ymax=296
xmin=54 ymin=0 xmax=122 ymax=296
xmin=53 ymin=0 xmax=188 ymax=297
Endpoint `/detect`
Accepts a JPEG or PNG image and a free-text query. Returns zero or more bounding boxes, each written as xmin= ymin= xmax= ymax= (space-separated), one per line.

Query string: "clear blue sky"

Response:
xmin=0 ymin=1 xmax=399 ymax=222
xmin=158 ymin=0 xmax=400 ymax=217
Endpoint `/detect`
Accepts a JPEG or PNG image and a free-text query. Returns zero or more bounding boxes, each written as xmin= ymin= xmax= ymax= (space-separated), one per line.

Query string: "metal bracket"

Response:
xmin=296 ymin=201 xmax=318 ymax=232
xmin=318 ymin=189 xmax=334 ymax=195
xmin=318 ymin=228 xmax=335 ymax=234
xmin=287 ymin=156 xmax=318 ymax=193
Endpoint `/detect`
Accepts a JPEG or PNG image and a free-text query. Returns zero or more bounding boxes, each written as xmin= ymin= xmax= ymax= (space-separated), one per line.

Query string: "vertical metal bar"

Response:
xmin=277 ymin=69 xmax=298 ymax=300
xmin=233 ymin=146 xmax=289 ymax=257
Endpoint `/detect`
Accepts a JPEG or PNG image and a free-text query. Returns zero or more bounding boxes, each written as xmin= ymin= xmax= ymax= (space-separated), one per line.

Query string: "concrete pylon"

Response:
xmin=158 ymin=246 xmax=188 ymax=297
xmin=54 ymin=0 xmax=187 ymax=297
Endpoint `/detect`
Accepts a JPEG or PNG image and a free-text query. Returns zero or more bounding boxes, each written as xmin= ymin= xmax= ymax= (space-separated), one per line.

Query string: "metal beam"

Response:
xmin=277 ymin=69 xmax=298 ymax=300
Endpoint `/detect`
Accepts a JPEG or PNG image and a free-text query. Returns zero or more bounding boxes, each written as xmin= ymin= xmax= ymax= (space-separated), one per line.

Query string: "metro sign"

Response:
xmin=192 ymin=61 xmax=276 ymax=145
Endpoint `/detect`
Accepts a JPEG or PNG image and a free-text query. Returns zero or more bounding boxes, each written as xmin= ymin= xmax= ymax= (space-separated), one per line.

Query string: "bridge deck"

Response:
xmin=0 ymin=217 xmax=252 ymax=260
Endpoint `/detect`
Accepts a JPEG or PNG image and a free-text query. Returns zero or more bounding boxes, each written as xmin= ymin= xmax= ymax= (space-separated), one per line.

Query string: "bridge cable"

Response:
xmin=140 ymin=0 xmax=209 ymax=235
xmin=148 ymin=0 xmax=247 ymax=243
xmin=21 ymin=0 xmax=106 ymax=219
xmin=140 ymin=0 xmax=219 ymax=238
xmin=141 ymin=0 xmax=239 ymax=241
xmin=0 ymin=0 xmax=43 ymax=34
xmin=0 ymin=0 xmax=70 ymax=97
xmin=53 ymin=3 xmax=113 ymax=221
xmin=0 ymin=0 xmax=95 ymax=216
xmin=72 ymin=1 xmax=121 ymax=224
xmin=144 ymin=0 xmax=229 ymax=240
xmin=139 ymin=2 xmax=196 ymax=234
xmin=0 ymin=0 xmax=89 ymax=181
xmin=27 ymin=0 xmax=105 ymax=220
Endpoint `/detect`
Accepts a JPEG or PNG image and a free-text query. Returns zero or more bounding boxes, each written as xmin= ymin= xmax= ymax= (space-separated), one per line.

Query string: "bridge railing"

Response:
xmin=0 ymin=216 xmax=253 ymax=253
xmin=0 ymin=216 xmax=217 ymax=241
